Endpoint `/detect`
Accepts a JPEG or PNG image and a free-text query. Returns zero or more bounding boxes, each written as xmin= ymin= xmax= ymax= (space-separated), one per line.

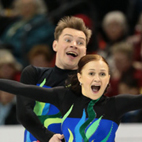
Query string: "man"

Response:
xmin=16 ymin=16 xmax=92 ymax=142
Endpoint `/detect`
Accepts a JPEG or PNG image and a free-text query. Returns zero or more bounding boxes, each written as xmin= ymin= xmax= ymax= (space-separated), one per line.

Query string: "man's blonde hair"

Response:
xmin=54 ymin=16 xmax=92 ymax=44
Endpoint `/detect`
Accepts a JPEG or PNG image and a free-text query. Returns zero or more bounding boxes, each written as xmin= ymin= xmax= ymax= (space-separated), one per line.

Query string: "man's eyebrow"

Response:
xmin=63 ymin=34 xmax=85 ymax=41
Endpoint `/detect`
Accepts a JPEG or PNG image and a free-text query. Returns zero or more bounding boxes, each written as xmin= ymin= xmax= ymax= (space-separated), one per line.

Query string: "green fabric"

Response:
xmin=80 ymin=98 xmax=100 ymax=142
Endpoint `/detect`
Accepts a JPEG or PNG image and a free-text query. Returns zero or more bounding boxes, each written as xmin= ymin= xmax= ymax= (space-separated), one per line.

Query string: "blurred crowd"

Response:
xmin=0 ymin=0 xmax=141 ymax=125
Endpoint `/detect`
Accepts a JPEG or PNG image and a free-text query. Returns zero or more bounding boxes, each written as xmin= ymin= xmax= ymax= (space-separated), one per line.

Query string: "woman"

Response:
xmin=0 ymin=54 xmax=141 ymax=142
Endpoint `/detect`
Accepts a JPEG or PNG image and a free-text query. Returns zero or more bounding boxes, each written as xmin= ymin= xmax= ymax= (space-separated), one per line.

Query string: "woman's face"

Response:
xmin=77 ymin=60 xmax=110 ymax=100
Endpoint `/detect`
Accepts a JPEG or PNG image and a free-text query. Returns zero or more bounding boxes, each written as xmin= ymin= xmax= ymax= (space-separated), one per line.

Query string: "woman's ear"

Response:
xmin=107 ymin=75 xmax=111 ymax=84
xmin=77 ymin=73 xmax=82 ymax=84
xmin=52 ymin=40 xmax=57 ymax=52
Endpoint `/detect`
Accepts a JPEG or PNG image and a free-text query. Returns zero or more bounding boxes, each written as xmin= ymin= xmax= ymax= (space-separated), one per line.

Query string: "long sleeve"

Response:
xmin=0 ymin=78 xmax=63 ymax=105
xmin=16 ymin=66 xmax=55 ymax=142
xmin=114 ymin=94 xmax=142 ymax=117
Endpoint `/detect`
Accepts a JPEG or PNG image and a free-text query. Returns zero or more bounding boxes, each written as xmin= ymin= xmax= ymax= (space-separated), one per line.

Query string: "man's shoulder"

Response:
xmin=23 ymin=65 xmax=53 ymax=74
xmin=21 ymin=65 xmax=54 ymax=83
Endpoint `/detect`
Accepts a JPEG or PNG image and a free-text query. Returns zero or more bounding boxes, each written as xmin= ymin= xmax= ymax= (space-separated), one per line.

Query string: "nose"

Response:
xmin=93 ymin=75 xmax=100 ymax=82
xmin=70 ymin=41 xmax=77 ymax=49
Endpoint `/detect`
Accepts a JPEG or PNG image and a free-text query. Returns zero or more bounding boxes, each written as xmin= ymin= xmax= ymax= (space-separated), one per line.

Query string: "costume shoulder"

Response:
xmin=20 ymin=65 xmax=53 ymax=84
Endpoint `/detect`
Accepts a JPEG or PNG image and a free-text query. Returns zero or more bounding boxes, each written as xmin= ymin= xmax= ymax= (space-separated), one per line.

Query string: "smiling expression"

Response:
xmin=53 ymin=28 xmax=87 ymax=70
xmin=77 ymin=60 xmax=110 ymax=100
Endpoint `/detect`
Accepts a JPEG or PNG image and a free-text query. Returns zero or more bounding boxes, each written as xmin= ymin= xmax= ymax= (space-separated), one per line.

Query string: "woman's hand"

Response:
xmin=49 ymin=134 xmax=64 ymax=142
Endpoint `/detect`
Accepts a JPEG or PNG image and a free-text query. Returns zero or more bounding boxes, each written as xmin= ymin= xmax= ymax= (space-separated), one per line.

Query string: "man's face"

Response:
xmin=53 ymin=28 xmax=87 ymax=70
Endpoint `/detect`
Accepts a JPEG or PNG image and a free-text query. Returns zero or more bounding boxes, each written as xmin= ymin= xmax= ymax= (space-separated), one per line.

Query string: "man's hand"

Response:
xmin=49 ymin=134 xmax=64 ymax=142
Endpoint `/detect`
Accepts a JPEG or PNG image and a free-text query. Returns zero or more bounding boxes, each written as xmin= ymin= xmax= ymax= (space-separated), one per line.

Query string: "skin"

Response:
xmin=53 ymin=28 xmax=87 ymax=70
xmin=77 ymin=60 xmax=110 ymax=100
xmin=49 ymin=134 xmax=64 ymax=142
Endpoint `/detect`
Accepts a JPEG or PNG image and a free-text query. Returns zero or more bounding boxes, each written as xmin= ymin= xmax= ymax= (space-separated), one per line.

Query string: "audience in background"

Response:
xmin=0 ymin=0 xmax=55 ymax=66
xmin=106 ymin=42 xmax=142 ymax=97
xmin=0 ymin=49 xmax=22 ymax=125
xmin=0 ymin=91 xmax=19 ymax=125
xmin=119 ymin=77 xmax=142 ymax=123
xmin=89 ymin=0 xmax=141 ymax=35
xmin=119 ymin=77 xmax=140 ymax=95
xmin=97 ymin=11 xmax=129 ymax=60
xmin=0 ymin=49 xmax=22 ymax=81
xmin=127 ymin=12 xmax=142 ymax=63
xmin=27 ymin=44 xmax=54 ymax=67
xmin=0 ymin=2 xmax=18 ymax=37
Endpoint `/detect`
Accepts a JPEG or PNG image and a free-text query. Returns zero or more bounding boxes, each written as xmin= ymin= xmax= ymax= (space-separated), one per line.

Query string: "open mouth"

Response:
xmin=66 ymin=51 xmax=78 ymax=57
xmin=91 ymin=85 xmax=101 ymax=93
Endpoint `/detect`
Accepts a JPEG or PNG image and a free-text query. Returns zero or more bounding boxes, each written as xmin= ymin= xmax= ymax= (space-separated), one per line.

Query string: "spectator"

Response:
xmin=27 ymin=44 xmax=54 ymax=67
xmin=119 ymin=77 xmax=140 ymax=95
xmin=106 ymin=42 xmax=142 ymax=97
xmin=0 ymin=91 xmax=19 ymax=125
xmin=119 ymin=78 xmax=142 ymax=123
xmin=0 ymin=0 xmax=55 ymax=66
xmin=97 ymin=11 xmax=129 ymax=61
xmin=0 ymin=49 xmax=22 ymax=81
xmin=0 ymin=49 xmax=22 ymax=125
xmin=127 ymin=12 xmax=142 ymax=63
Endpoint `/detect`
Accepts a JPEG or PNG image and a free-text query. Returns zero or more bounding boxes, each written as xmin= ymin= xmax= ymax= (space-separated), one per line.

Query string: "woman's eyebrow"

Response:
xmin=89 ymin=69 xmax=107 ymax=72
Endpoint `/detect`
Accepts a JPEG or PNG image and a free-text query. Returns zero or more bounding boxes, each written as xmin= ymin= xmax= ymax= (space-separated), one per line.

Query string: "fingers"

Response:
xmin=49 ymin=134 xmax=64 ymax=142
xmin=58 ymin=134 xmax=64 ymax=139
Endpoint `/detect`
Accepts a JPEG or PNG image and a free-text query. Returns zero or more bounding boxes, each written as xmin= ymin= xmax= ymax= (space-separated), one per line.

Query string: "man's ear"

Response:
xmin=52 ymin=40 xmax=57 ymax=52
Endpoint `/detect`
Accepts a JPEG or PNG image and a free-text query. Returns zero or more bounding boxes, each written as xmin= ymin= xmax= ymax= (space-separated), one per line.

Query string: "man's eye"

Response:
xmin=65 ymin=39 xmax=71 ymax=42
xmin=77 ymin=41 xmax=84 ymax=45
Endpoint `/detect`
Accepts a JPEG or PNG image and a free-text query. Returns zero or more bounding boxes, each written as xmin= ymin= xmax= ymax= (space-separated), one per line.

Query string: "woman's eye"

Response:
xmin=89 ymin=72 xmax=94 ymax=76
xmin=100 ymin=73 xmax=106 ymax=76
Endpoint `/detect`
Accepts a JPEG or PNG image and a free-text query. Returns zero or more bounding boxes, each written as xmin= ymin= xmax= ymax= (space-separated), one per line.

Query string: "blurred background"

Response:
xmin=0 ymin=0 xmax=141 ymax=141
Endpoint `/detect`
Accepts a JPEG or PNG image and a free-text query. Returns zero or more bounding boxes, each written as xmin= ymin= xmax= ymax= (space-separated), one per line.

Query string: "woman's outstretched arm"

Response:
xmin=0 ymin=78 xmax=63 ymax=105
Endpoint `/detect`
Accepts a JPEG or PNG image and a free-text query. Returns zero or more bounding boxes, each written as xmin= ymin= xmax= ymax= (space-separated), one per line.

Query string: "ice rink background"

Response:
xmin=1 ymin=124 xmax=142 ymax=142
